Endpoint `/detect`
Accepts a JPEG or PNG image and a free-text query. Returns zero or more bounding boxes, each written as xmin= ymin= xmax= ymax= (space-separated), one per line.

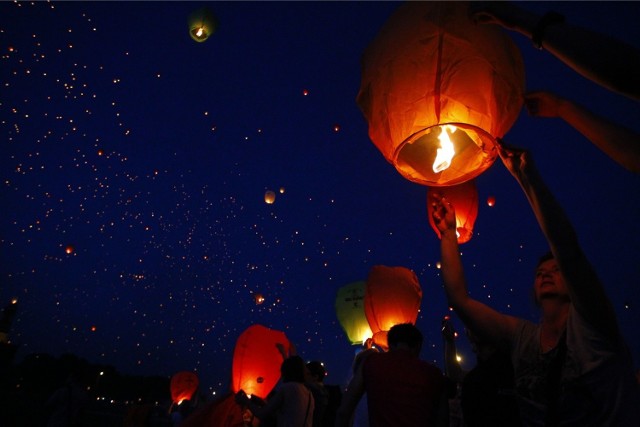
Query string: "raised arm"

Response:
xmin=335 ymin=361 xmax=365 ymax=427
xmin=470 ymin=2 xmax=640 ymax=101
xmin=430 ymin=192 xmax=519 ymax=347
xmin=525 ymin=91 xmax=640 ymax=173
xmin=497 ymin=141 xmax=619 ymax=338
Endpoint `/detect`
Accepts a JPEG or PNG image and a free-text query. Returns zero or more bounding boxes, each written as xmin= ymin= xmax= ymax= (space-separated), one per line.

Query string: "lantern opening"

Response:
xmin=395 ymin=123 xmax=496 ymax=187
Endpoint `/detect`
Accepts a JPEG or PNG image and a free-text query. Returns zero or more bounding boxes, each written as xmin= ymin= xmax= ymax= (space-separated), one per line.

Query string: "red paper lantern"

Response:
xmin=357 ymin=1 xmax=524 ymax=187
xmin=170 ymin=371 xmax=199 ymax=405
xmin=364 ymin=266 xmax=422 ymax=350
xmin=427 ymin=179 xmax=479 ymax=244
xmin=232 ymin=324 xmax=290 ymax=399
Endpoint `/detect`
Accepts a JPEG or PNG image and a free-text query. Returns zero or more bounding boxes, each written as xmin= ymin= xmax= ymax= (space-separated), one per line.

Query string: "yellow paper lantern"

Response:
xmin=357 ymin=1 xmax=525 ymax=187
xmin=335 ymin=281 xmax=373 ymax=345
xmin=188 ymin=7 xmax=218 ymax=43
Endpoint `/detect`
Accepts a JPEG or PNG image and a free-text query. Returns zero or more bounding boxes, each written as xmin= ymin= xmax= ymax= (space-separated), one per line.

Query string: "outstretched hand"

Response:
xmin=525 ymin=91 xmax=565 ymax=118
xmin=469 ymin=1 xmax=527 ymax=30
xmin=496 ymin=139 xmax=535 ymax=179
xmin=429 ymin=192 xmax=457 ymax=238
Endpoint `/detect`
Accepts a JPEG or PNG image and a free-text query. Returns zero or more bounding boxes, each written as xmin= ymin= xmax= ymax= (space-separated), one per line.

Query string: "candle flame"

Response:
xmin=196 ymin=27 xmax=204 ymax=37
xmin=433 ymin=125 xmax=457 ymax=173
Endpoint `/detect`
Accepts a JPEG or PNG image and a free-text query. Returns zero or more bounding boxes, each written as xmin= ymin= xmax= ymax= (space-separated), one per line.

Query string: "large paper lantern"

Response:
xmin=170 ymin=371 xmax=199 ymax=405
xmin=357 ymin=1 xmax=525 ymax=187
xmin=364 ymin=266 xmax=422 ymax=350
xmin=335 ymin=281 xmax=373 ymax=345
xmin=232 ymin=324 xmax=290 ymax=399
xmin=427 ymin=179 xmax=479 ymax=244
xmin=188 ymin=7 xmax=218 ymax=43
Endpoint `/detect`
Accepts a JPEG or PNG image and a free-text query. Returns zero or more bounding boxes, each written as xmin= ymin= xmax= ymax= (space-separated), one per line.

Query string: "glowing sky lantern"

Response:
xmin=487 ymin=195 xmax=496 ymax=207
xmin=232 ymin=324 xmax=290 ymax=399
xmin=364 ymin=265 xmax=422 ymax=350
xmin=170 ymin=371 xmax=199 ymax=405
xmin=335 ymin=281 xmax=373 ymax=345
xmin=357 ymin=1 xmax=524 ymax=187
xmin=188 ymin=7 xmax=218 ymax=43
xmin=254 ymin=293 xmax=265 ymax=305
xmin=427 ymin=180 xmax=479 ymax=244
xmin=264 ymin=190 xmax=276 ymax=204
xmin=65 ymin=245 xmax=74 ymax=254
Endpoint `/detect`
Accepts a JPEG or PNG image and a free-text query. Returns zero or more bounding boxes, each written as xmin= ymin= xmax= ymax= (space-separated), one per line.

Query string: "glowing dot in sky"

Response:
xmin=97 ymin=149 xmax=104 ymax=156
xmin=487 ymin=196 xmax=496 ymax=207
xmin=303 ymin=89 xmax=309 ymax=96
xmin=91 ymin=326 xmax=97 ymax=332
xmin=279 ymin=187 xmax=285 ymax=194
xmin=333 ymin=124 xmax=341 ymax=132
xmin=65 ymin=245 xmax=74 ymax=254
xmin=254 ymin=294 xmax=265 ymax=305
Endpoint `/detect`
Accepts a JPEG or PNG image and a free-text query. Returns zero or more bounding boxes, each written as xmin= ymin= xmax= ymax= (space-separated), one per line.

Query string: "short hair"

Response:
xmin=387 ymin=323 xmax=423 ymax=351
xmin=306 ymin=361 xmax=326 ymax=381
xmin=536 ymin=251 xmax=554 ymax=269
xmin=281 ymin=356 xmax=306 ymax=383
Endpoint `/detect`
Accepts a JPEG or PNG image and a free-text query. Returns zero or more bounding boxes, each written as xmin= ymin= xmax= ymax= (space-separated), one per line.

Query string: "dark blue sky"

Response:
xmin=1 ymin=1 xmax=639 ymax=397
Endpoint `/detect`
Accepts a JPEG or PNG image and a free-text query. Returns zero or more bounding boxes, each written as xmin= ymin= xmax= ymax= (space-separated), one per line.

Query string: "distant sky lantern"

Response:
xmin=364 ymin=265 xmax=422 ymax=350
xmin=232 ymin=324 xmax=290 ymax=400
xmin=188 ymin=7 xmax=218 ymax=43
xmin=335 ymin=281 xmax=373 ymax=345
xmin=427 ymin=180 xmax=479 ymax=244
xmin=487 ymin=195 xmax=496 ymax=207
xmin=254 ymin=293 xmax=265 ymax=305
xmin=264 ymin=190 xmax=276 ymax=204
xmin=357 ymin=1 xmax=525 ymax=187
xmin=170 ymin=371 xmax=199 ymax=405
xmin=65 ymin=245 xmax=74 ymax=254
xmin=279 ymin=187 xmax=285 ymax=194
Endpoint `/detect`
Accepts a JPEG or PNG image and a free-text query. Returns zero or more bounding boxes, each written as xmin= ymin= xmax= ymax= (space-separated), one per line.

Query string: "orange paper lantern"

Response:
xmin=170 ymin=371 xmax=199 ymax=404
xmin=357 ymin=1 xmax=524 ymax=187
xmin=427 ymin=179 xmax=479 ymax=244
xmin=364 ymin=266 xmax=422 ymax=350
xmin=232 ymin=324 xmax=290 ymax=399
xmin=264 ymin=190 xmax=276 ymax=204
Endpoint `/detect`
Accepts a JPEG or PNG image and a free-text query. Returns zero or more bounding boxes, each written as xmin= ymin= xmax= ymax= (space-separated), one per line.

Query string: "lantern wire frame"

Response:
xmin=393 ymin=122 xmax=497 ymax=187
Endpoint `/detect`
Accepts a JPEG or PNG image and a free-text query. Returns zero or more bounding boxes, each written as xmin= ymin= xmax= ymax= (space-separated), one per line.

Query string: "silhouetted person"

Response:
xmin=44 ymin=369 xmax=89 ymax=427
xmin=461 ymin=329 xmax=521 ymax=427
xmin=305 ymin=361 xmax=329 ymax=427
xmin=236 ymin=355 xmax=314 ymax=427
xmin=431 ymin=140 xmax=640 ymax=425
xmin=336 ymin=323 xmax=450 ymax=427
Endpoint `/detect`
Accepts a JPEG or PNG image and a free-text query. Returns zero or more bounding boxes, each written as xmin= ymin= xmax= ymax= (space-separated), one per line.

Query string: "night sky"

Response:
xmin=2 ymin=1 xmax=639 ymax=398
